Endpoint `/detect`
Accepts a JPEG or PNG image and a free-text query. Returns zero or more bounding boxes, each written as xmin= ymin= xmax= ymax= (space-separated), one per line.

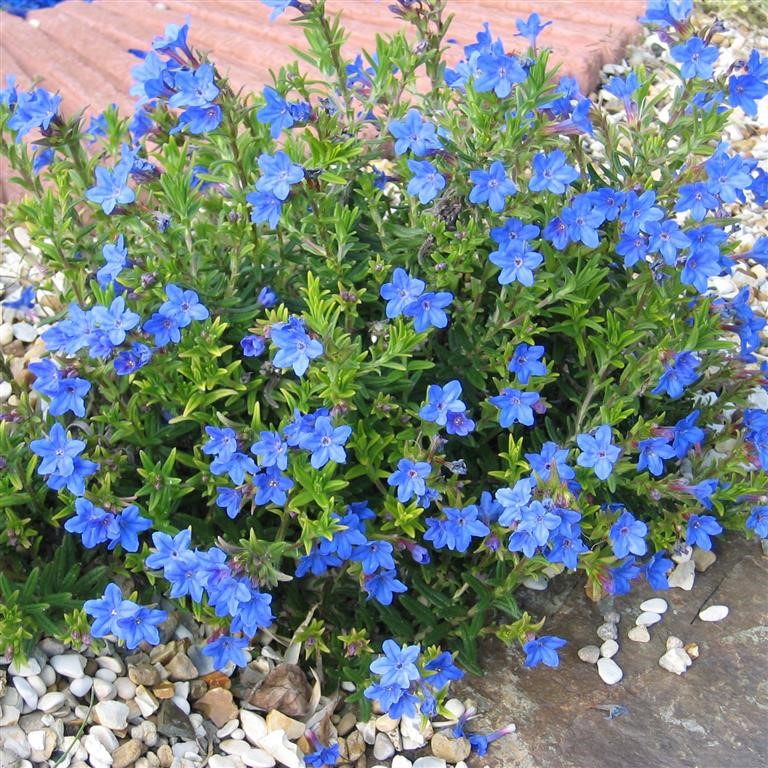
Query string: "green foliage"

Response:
xmin=0 ymin=0 xmax=766 ymax=678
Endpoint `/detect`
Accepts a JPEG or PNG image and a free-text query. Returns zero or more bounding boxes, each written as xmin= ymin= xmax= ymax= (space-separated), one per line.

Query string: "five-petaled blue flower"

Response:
xmin=388 ymin=458 xmax=432 ymax=503
xmin=522 ymin=635 xmax=566 ymax=668
xmin=609 ymin=510 xmax=648 ymax=558
xmin=301 ymin=416 xmax=352 ymax=468
xmin=419 ymin=380 xmax=466 ymax=426
xmin=86 ymin=162 xmax=135 ymax=215
xmin=202 ymin=634 xmax=250 ymax=668
xmin=380 ymin=268 xmax=425 ymax=319
xmin=270 ymin=316 xmax=323 ymax=376
xmin=528 ymin=150 xmax=579 ymax=194
xmin=637 ymin=437 xmax=676 ymax=476
xmin=369 ymin=639 xmax=421 ymax=688
xmin=671 ymin=36 xmax=719 ymax=80
xmin=576 ymin=425 xmax=621 ymax=480
xmin=389 ymin=109 xmax=442 ymax=156
xmin=685 ymin=513 xmax=723 ymax=550
xmin=403 ymin=290 xmax=453 ymax=332
xmin=489 ymin=388 xmax=540 ymax=428
xmin=406 ymin=159 xmax=446 ymax=204
xmin=468 ymin=161 xmax=517 ymax=212
xmin=255 ymin=151 xmax=305 ymax=201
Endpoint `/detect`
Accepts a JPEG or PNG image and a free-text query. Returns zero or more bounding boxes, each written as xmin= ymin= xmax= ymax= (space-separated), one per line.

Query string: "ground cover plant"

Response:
xmin=1 ymin=0 xmax=768 ymax=726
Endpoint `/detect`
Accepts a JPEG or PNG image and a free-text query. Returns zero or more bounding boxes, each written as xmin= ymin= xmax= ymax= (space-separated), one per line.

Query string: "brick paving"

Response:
xmin=1 ymin=0 xmax=645 ymax=111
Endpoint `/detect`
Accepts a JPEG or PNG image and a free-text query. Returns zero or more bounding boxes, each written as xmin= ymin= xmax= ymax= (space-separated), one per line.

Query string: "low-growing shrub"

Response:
xmin=1 ymin=0 xmax=768 ymax=714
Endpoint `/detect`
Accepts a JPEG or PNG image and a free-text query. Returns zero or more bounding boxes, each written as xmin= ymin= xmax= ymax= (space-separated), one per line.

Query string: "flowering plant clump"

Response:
xmin=2 ymin=0 xmax=768 ymax=706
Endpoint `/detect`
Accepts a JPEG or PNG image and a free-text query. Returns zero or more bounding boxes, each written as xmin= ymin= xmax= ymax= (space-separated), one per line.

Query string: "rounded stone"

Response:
xmin=699 ymin=604 xmax=729 ymax=622
xmin=69 ymin=676 xmax=93 ymax=699
xmin=37 ymin=692 xmax=66 ymax=713
xmin=114 ymin=677 xmax=136 ymax=700
xmin=577 ymin=645 xmax=601 ymax=664
xmin=635 ymin=611 xmax=662 ymax=626
xmin=628 ymin=625 xmax=650 ymax=643
xmin=600 ymin=639 xmax=619 ymax=659
xmin=50 ymin=654 xmax=86 ymax=680
xmin=596 ymin=622 xmax=618 ymax=641
xmin=94 ymin=700 xmax=130 ymax=730
xmin=639 ymin=598 xmax=668 ymax=614
xmin=596 ymin=657 xmax=623 ymax=685
xmin=374 ymin=732 xmax=395 ymax=761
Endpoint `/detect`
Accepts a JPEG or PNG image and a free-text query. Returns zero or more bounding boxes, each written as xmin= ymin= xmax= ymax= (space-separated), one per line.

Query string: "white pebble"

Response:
xmin=577 ymin=645 xmax=600 ymax=664
xmin=93 ymin=678 xmax=116 ymax=701
xmin=413 ymin=758 xmax=448 ymax=768
xmin=26 ymin=674 xmax=47 ymax=697
xmin=69 ymin=676 xmax=93 ymax=698
xmin=628 ymin=625 xmax=650 ymax=643
xmin=172 ymin=695 xmax=190 ymax=714
xmin=37 ymin=692 xmax=66 ymax=713
xmin=668 ymin=560 xmax=695 ymax=590
xmin=635 ymin=611 xmax=662 ymax=626
xmin=659 ymin=647 xmax=692 ymax=675
xmin=240 ymin=710 xmax=268 ymax=745
xmin=600 ymin=639 xmax=619 ymax=659
xmin=50 ymin=654 xmax=86 ymax=679
xmin=114 ymin=677 xmax=136 ymax=700
xmin=374 ymin=732 xmax=395 ymax=760
xmin=12 ymin=321 xmax=37 ymax=342
xmin=8 ymin=658 xmax=41 ymax=677
xmin=699 ymin=605 xmax=729 ymax=622
xmin=12 ymin=675 xmax=39 ymax=709
xmin=666 ymin=636 xmax=683 ymax=651
xmin=0 ymin=322 xmax=14 ymax=346
xmin=96 ymin=656 xmax=124 ymax=675
xmin=597 ymin=657 xmax=623 ymax=685
xmin=392 ymin=757 xmax=414 ymax=768
xmin=640 ymin=598 xmax=668 ymax=614
xmin=39 ymin=664 xmax=56 ymax=688
xmin=94 ymin=700 xmax=129 ymax=730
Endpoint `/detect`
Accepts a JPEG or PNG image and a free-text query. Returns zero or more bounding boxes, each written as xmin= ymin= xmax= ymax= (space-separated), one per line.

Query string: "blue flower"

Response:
xmin=32 ymin=145 xmax=54 ymax=175
xmin=241 ymin=334 xmax=265 ymax=357
xmin=519 ymin=501 xmax=561 ymax=547
xmin=637 ymin=437 xmax=676 ymax=476
xmin=86 ymin=162 xmax=135 ymax=214
xmin=258 ymin=286 xmax=278 ymax=308
xmin=30 ymin=423 xmax=85 ymax=478
xmin=389 ymin=109 xmax=442 ymax=156
xmin=369 ymin=639 xmax=421 ymax=689
xmin=388 ymin=459 xmax=431 ymax=503
xmin=114 ymin=341 xmax=152 ymax=376
xmin=468 ymin=161 xmax=517 ymax=212
xmin=261 ymin=0 xmax=301 ymax=21
xmin=96 ymin=235 xmax=129 ymax=289
xmin=424 ymin=651 xmax=463 ymax=689
xmin=145 ymin=528 xmax=192 ymax=571
xmin=446 ymin=410 xmax=475 ymax=436
xmin=170 ymin=104 xmax=222 ymax=135
xmin=364 ymin=568 xmax=408 ymax=605
xmin=202 ymin=634 xmax=250 ymax=669
xmin=522 ymin=635 xmax=566 ymax=668
xmin=514 ymin=12 xmax=552 ymax=49
xmin=270 ymin=316 xmax=323 ymax=376
xmin=216 ymin=487 xmax=244 ymax=520
xmin=169 ymin=63 xmax=219 ymax=109
xmin=230 ymin=588 xmax=274 ymax=636
xmin=255 ymin=151 xmax=305 ymax=201
xmin=116 ymin=605 xmax=167 ymax=649
xmin=640 ymin=0 xmax=693 ymax=29
xmin=84 ymin=583 xmax=134 ymax=638
xmin=380 ymin=268 xmax=426 ymax=319
xmin=258 ymin=86 xmax=299 ymax=138
xmin=109 ymin=505 xmax=152 ymax=552
xmin=671 ymin=36 xmax=719 ymax=80
xmin=652 ymin=351 xmax=700 ymax=399
xmin=645 ymin=551 xmax=672 ymax=590
xmin=253 ymin=466 xmax=293 ymax=506
xmin=746 ymin=506 xmax=768 ymax=538
xmin=619 ymin=189 xmax=663 ymax=235
xmin=306 ymin=745 xmax=340 ymax=768
xmin=6 ymin=87 xmax=61 ymax=142
xmin=48 ymin=375 xmax=91 ymax=419
xmin=576 ymin=425 xmax=621 ymax=480
xmin=406 ymin=159 xmax=445 ymax=204
xmin=547 ymin=526 xmax=588 ymax=570
xmin=296 ymin=547 xmax=343 ymax=577
xmin=609 ymin=510 xmax=648 ymax=558
xmin=424 ymin=505 xmax=490 ymax=553
xmin=247 ymin=190 xmax=283 ymax=228
xmin=419 ymin=380 xmax=466 ymax=426
xmin=490 ymin=241 xmax=543 ymax=286
xmin=617 ymin=232 xmax=650 ymax=268
xmin=475 ymin=53 xmax=527 ymax=97
xmin=351 ymin=539 xmax=395 ymax=575
xmin=528 ymin=150 xmax=579 ymax=194
xmin=671 ymin=410 xmax=705 ymax=458
xmin=675 ymin=182 xmax=719 ymax=221
xmin=250 ymin=431 xmax=289 ymax=470
xmin=560 ymin=194 xmax=605 ymax=247
xmin=605 ymin=556 xmax=641 ymax=596
xmin=211 ymin=451 xmax=259 ymax=485
xmin=91 ymin=296 xmax=141 ymax=346
xmin=403 ymin=291 xmax=453 ymax=332
xmin=2 ymin=285 xmax=35 ymax=310
xmin=685 ymin=514 xmax=722 ymax=550
xmin=489 ymin=388 xmax=540 ymax=428
xmin=301 ymin=416 xmax=352 ymax=468
xmin=159 ymin=284 xmax=209 ymax=328
xmin=64 ymin=498 xmax=115 ymax=549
